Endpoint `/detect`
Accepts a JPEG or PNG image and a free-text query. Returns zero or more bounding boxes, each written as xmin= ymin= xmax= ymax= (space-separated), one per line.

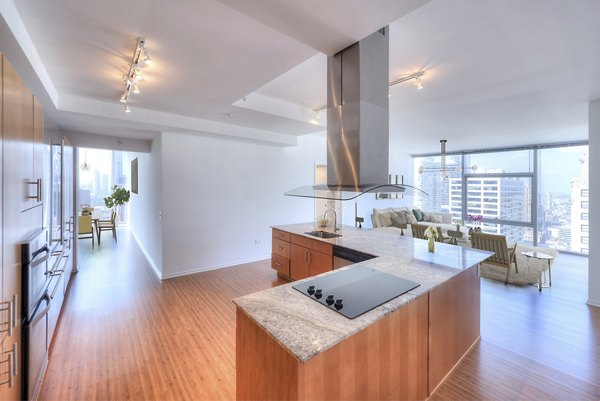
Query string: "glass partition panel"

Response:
xmin=537 ymin=145 xmax=588 ymax=254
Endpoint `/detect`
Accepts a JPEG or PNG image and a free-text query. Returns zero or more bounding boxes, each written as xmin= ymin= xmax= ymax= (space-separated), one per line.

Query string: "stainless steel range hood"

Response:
xmin=285 ymin=26 xmax=425 ymax=200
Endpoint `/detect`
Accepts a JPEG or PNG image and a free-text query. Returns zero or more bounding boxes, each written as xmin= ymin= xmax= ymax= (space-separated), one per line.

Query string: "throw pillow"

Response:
xmin=422 ymin=212 xmax=432 ymax=222
xmin=405 ymin=211 xmax=417 ymax=225
xmin=393 ymin=212 xmax=407 ymax=225
xmin=390 ymin=216 xmax=407 ymax=228
xmin=378 ymin=212 xmax=394 ymax=227
xmin=412 ymin=209 xmax=424 ymax=222
xmin=431 ymin=215 xmax=443 ymax=224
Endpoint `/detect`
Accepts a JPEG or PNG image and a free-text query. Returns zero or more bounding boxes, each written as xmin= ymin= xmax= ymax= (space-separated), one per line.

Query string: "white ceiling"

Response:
xmin=4 ymin=0 xmax=600 ymax=152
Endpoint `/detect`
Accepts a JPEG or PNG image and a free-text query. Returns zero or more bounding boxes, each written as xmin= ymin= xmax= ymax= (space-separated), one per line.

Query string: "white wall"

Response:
xmin=341 ymin=150 xmax=414 ymax=228
xmin=160 ymin=132 xmax=326 ymax=278
xmin=588 ymin=100 xmax=600 ymax=307
xmin=129 ymin=138 xmax=163 ymax=278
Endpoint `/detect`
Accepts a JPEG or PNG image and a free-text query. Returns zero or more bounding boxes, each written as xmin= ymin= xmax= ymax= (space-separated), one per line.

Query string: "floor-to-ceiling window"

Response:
xmin=78 ymin=147 xmax=130 ymax=224
xmin=538 ymin=145 xmax=588 ymax=254
xmin=414 ymin=143 xmax=588 ymax=254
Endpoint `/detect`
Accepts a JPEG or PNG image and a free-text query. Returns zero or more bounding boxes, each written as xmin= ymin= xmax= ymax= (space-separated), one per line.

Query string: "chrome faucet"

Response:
xmin=323 ymin=209 xmax=338 ymax=232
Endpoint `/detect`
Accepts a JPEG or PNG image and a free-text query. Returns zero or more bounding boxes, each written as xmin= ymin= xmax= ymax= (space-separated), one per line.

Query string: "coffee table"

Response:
xmin=521 ymin=251 xmax=554 ymax=292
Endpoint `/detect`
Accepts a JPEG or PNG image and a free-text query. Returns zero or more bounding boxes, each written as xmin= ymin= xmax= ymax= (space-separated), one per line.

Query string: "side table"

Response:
xmin=446 ymin=229 xmax=463 ymax=245
xmin=521 ymin=251 xmax=554 ymax=292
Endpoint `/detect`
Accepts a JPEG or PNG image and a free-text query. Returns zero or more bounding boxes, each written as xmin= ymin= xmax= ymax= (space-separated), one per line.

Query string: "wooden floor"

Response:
xmin=39 ymin=230 xmax=600 ymax=401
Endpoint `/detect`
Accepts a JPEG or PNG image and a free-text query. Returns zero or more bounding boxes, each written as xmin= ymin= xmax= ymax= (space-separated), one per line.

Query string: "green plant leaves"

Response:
xmin=104 ymin=185 xmax=131 ymax=208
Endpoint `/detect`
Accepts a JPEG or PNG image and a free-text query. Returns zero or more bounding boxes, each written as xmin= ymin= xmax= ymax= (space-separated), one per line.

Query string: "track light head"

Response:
xmin=119 ymin=37 xmax=152 ymax=109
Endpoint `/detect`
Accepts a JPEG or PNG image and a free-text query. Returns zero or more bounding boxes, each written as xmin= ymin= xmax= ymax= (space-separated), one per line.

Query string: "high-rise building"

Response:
xmin=414 ymin=156 xmax=460 ymax=214
xmin=570 ymin=154 xmax=589 ymax=254
xmin=112 ymin=151 xmax=125 ymax=187
xmin=449 ymin=175 xmax=528 ymax=243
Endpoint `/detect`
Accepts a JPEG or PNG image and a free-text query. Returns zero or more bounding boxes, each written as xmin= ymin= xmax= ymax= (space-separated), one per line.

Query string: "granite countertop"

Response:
xmin=233 ymin=223 xmax=492 ymax=363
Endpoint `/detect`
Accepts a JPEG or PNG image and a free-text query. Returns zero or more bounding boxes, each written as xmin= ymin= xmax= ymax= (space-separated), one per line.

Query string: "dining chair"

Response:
xmin=97 ymin=210 xmax=117 ymax=244
xmin=78 ymin=215 xmax=95 ymax=247
xmin=436 ymin=226 xmax=453 ymax=244
xmin=411 ymin=224 xmax=427 ymax=240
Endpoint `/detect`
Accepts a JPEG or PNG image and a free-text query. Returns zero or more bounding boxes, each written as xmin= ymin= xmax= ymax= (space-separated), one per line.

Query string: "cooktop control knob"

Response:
xmin=307 ymin=285 xmax=315 ymax=295
xmin=335 ymin=299 xmax=343 ymax=309
xmin=315 ymin=289 xmax=323 ymax=299
xmin=326 ymin=295 xmax=335 ymax=305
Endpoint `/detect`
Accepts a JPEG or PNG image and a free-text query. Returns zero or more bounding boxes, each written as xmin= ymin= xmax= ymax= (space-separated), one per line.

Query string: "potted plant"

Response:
xmin=104 ymin=185 xmax=131 ymax=209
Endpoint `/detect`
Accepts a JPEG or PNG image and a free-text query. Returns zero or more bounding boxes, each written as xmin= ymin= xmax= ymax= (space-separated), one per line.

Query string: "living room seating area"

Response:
xmin=371 ymin=207 xmax=469 ymax=237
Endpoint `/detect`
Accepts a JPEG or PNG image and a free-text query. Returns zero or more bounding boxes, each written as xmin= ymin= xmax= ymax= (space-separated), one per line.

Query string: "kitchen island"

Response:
xmin=234 ymin=224 xmax=492 ymax=401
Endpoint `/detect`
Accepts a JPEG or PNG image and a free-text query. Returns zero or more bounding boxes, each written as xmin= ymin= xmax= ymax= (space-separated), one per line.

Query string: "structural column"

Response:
xmin=588 ymin=100 xmax=600 ymax=307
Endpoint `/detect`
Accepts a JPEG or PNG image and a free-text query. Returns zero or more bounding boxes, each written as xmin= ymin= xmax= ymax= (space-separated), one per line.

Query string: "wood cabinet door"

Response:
xmin=3 ymin=57 xmax=35 ymax=212
xmin=290 ymin=244 xmax=309 ymax=280
xmin=309 ymin=250 xmax=333 ymax=277
xmin=0 ymin=53 xmax=3 ymax=342
xmin=32 ymin=97 xmax=44 ymax=207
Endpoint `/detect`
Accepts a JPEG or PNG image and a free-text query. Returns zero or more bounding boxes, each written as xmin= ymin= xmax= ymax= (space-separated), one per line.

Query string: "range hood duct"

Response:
xmin=285 ymin=26 xmax=426 ymax=200
xmin=326 ymin=26 xmax=390 ymax=191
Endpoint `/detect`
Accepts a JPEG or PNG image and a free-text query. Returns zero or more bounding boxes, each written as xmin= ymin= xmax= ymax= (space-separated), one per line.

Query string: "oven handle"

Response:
xmin=31 ymin=245 xmax=50 ymax=260
xmin=27 ymin=292 xmax=51 ymax=326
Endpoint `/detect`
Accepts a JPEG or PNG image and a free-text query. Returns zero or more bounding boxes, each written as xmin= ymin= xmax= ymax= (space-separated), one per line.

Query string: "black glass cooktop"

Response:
xmin=292 ymin=265 xmax=420 ymax=319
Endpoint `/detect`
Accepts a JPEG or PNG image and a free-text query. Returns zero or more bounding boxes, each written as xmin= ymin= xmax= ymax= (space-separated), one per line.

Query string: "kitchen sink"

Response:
xmin=304 ymin=230 xmax=342 ymax=239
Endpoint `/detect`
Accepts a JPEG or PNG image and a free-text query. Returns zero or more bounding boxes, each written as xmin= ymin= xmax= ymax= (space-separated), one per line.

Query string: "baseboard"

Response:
xmin=587 ymin=298 xmax=600 ymax=308
xmin=130 ymin=229 xmax=163 ymax=281
xmin=162 ymin=255 xmax=270 ymax=280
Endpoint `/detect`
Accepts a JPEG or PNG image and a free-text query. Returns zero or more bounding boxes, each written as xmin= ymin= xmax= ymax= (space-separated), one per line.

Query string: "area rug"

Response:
xmin=479 ymin=245 xmax=558 ymax=286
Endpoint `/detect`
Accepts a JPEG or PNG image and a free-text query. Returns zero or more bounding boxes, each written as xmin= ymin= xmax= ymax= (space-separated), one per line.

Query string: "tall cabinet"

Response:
xmin=0 ymin=53 xmax=68 ymax=401
xmin=1 ymin=52 xmax=44 ymax=401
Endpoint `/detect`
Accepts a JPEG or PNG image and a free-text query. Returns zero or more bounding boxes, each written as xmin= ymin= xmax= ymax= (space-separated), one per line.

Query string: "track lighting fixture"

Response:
xmin=119 ymin=37 xmax=153 ymax=112
xmin=389 ymin=71 xmax=426 ymax=89
xmin=312 ymin=70 xmax=426 ymax=116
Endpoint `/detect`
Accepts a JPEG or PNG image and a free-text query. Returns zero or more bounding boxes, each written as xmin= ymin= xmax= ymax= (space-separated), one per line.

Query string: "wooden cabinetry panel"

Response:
xmin=428 ymin=266 xmax=480 ymax=394
xmin=237 ymin=295 xmax=429 ymax=401
xmin=271 ymin=253 xmax=290 ymax=277
xmin=290 ymin=234 xmax=332 ymax=255
xmin=2 ymin=57 xmax=35 ymax=212
xmin=33 ymin=97 xmax=43 ymax=207
xmin=0 ymin=53 xmax=3 ymax=346
xmin=272 ymin=238 xmax=290 ymax=259
xmin=290 ymin=244 xmax=309 ymax=280
xmin=308 ymin=250 xmax=332 ymax=277
xmin=1 ymin=54 xmax=47 ymax=401
xmin=237 ymin=309 xmax=299 ymax=401
xmin=272 ymin=228 xmax=290 ymax=242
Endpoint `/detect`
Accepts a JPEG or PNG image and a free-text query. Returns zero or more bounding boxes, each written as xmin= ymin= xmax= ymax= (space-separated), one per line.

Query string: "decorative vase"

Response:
xmin=428 ymin=237 xmax=435 ymax=253
xmin=456 ymin=224 xmax=460 ymax=232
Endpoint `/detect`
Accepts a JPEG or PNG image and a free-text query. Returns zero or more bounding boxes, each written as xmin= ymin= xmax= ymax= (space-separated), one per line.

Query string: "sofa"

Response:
xmin=371 ymin=207 xmax=469 ymax=238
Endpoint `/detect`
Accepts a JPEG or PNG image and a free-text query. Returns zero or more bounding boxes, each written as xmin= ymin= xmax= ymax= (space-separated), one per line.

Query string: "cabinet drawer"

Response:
xmin=290 ymin=234 xmax=333 ymax=256
xmin=272 ymin=238 xmax=290 ymax=259
xmin=272 ymin=228 xmax=290 ymax=242
xmin=271 ymin=253 xmax=290 ymax=277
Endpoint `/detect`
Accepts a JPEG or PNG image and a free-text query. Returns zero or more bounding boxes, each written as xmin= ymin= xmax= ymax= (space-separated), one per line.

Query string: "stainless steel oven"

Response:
xmin=21 ymin=229 xmax=51 ymax=400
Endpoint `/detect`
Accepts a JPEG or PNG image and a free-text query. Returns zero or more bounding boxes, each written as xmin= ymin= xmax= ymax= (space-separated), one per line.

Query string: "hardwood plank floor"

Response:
xmin=40 ymin=230 xmax=600 ymax=401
